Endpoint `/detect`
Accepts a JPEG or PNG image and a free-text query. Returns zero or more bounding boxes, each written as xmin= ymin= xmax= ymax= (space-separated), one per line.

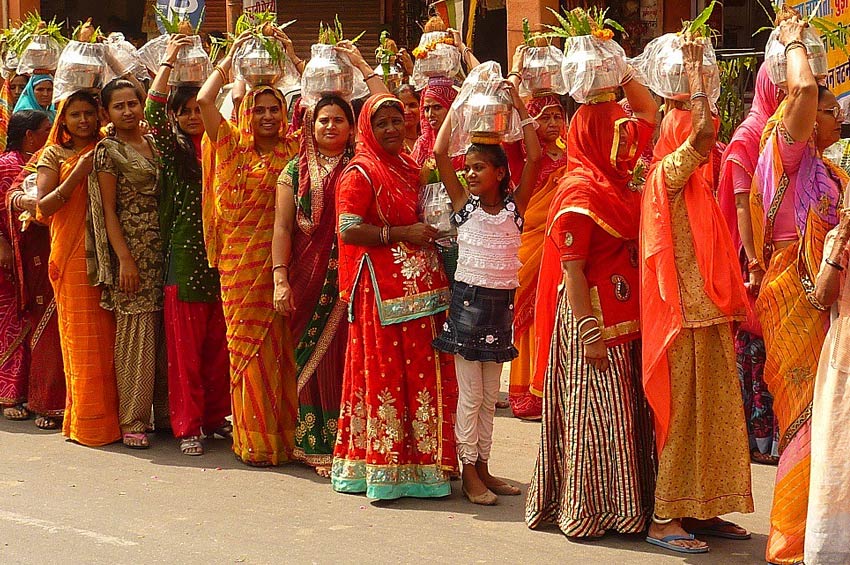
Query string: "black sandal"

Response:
xmin=3 ymin=404 xmax=30 ymax=421
xmin=34 ymin=415 xmax=61 ymax=430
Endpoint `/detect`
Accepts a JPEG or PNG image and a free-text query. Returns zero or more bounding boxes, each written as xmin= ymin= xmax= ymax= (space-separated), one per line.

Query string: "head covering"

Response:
xmin=410 ymin=77 xmax=458 ymax=166
xmin=526 ymin=94 xmax=563 ymax=120
xmin=718 ymin=64 xmax=783 ymax=247
xmin=13 ymin=75 xmax=55 ymax=122
xmin=640 ymin=108 xmax=749 ymax=452
xmin=532 ymin=101 xmax=652 ymax=394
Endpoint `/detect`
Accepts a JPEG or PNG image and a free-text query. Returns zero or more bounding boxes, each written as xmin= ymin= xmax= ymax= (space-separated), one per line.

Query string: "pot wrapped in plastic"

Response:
xmin=103 ymin=32 xmax=146 ymax=81
xmin=764 ymin=26 xmax=828 ymax=90
xmin=520 ymin=45 xmax=567 ymax=97
xmin=561 ymin=35 xmax=629 ymax=104
xmin=301 ymin=44 xmax=368 ymax=107
xmin=234 ymin=37 xmax=285 ymax=88
xmin=412 ymin=31 xmax=461 ymax=90
xmin=374 ymin=63 xmax=403 ymax=91
xmin=447 ymin=61 xmax=523 ymax=156
xmin=170 ymin=35 xmax=212 ymax=86
xmin=633 ymin=33 xmax=721 ymax=103
xmin=419 ymin=181 xmax=456 ymax=239
xmin=137 ymin=34 xmax=169 ymax=75
xmin=52 ymin=41 xmax=106 ymax=104
xmin=17 ymin=35 xmax=63 ymax=74
xmin=2 ymin=51 xmax=19 ymax=80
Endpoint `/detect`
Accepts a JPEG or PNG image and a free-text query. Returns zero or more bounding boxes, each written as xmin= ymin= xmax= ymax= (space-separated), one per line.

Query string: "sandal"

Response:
xmin=509 ymin=394 xmax=543 ymax=421
xmin=646 ymin=533 xmax=709 ymax=554
xmin=751 ymin=449 xmax=779 ymax=466
xmin=210 ymin=422 xmax=233 ymax=440
xmin=3 ymin=404 xmax=30 ymax=421
xmin=234 ymin=454 xmax=273 ymax=468
xmin=687 ymin=518 xmax=751 ymax=540
xmin=122 ymin=432 xmax=150 ymax=449
xmin=34 ymin=415 xmax=61 ymax=430
xmin=179 ymin=436 xmax=204 ymax=456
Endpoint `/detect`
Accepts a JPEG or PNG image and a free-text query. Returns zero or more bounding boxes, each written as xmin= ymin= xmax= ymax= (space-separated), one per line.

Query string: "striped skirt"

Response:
xmin=525 ymin=293 xmax=656 ymax=538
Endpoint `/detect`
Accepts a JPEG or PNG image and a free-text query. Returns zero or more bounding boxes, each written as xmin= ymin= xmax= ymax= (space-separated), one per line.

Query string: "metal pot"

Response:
xmin=21 ymin=36 xmax=60 ymax=71
xmin=171 ymin=38 xmax=212 ymax=86
xmin=521 ymin=46 xmax=562 ymax=95
xmin=56 ymin=42 xmax=104 ymax=90
xmin=234 ymin=38 xmax=283 ymax=87
xmin=302 ymin=45 xmax=355 ymax=101
xmin=375 ymin=63 xmax=403 ymax=91
xmin=659 ymin=65 xmax=721 ymax=102
xmin=766 ymin=27 xmax=829 ymax=89
xmin=563 ymin=38 xmax=622 ymax=99
xmin=464 ymin=91 xmax=512 ymax=140
xmin=418 ymin=45 xmax=459 ymax=78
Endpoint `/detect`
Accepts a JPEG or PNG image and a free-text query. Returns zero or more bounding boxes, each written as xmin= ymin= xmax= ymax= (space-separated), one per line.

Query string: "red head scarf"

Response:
xmin=640 ymin=108 xmax=749 ymax=452
xmin=526 ymin=94 xmax=563 ymax=120
xmin=410 ymin=77 xmax=458 ymax=166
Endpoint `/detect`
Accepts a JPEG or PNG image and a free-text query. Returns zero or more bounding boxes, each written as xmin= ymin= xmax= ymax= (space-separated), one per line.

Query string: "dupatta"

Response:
xmin=13 ymin=75 xmax=55 ymax=121
xmin=0 ymin=78 xmax=13 ymax=151
xmin=640 ymin=108 xmax=749 ymax=451
xmin=410 ymin=78 xmax=457 ymax=166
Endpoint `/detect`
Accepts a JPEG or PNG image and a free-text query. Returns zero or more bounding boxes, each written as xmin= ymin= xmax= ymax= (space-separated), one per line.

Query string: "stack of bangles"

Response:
xmin=379 ymin=225 xmax=391 ymax=246
xmin=747 ymin=257 xmax=763 ymax=272
xmin=576 ymin=315 xmax=602 ymax=345
xmin=785 ymin=40 xmax=805 ymax=55
xmin=690 ymin=90 xmax=708 ymax=102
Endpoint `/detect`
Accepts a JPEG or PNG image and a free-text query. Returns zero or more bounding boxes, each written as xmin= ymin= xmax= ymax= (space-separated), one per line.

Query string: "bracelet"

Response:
xmin=520 ymin=116 xmax=539 ymax=129
xmin=746 ymin=257 xmax=761 ymax=271
xmin=507 ymin=71 xmax=522 ymax=81
xmin=652 ymin=514 xmax=674 ymax=525
xmin=379 ymin=225 xmax=391 ymax=246
xmin=784 ymin=41 xmax=806 ymax=55
xmin=462 ymin=46 xmax=472 ymax=59
xmin=160 ymin=61 xmax=175 ymax=69
xmin=53 ymin=189 xmax=67 ymax=203
xmin=826 ymin=258 xmax=844 ymax=271
xmin=272 ymin=264 xmax=289 ymax=272
xmin=580 ymin=327 xmax=602 ymax=344
xmin=582 ymin=333 xmax=603 ymax=345
xmin=575 ymin=315 xmax=598 ymax=333
xmin=364 ymin=72 xmax=379 ymax=81
xmin=690 ymin=91 xmax=708 ymax=102
xmin=213 ymin=65 xmax=228 ymax=82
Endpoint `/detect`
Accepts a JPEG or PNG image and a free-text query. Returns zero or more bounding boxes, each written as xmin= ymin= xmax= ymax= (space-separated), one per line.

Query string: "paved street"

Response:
xmin=0 ymin=385 xmax=776 ymax=565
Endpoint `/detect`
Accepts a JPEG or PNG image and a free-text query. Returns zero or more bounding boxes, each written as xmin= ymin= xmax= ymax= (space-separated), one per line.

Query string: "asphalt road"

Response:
xmin=0 ymin=393 xmax=776 ymax=565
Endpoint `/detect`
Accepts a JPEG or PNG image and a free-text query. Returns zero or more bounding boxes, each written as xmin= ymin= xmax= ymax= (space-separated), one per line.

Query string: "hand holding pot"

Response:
xmin=334 ymin=41 xmax=369 ymax=72
xmin=778 ymin=16 xmax=806 ymax=46
xmin=511 ymin=44 xmax=528 ymax=75
xmin=165 ymin=34 xmax=194 ymax=65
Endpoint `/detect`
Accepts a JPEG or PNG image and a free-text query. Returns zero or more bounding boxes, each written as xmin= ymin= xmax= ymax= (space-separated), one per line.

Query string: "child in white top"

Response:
xmin=432 ymin=80 xmax=541 ymax=505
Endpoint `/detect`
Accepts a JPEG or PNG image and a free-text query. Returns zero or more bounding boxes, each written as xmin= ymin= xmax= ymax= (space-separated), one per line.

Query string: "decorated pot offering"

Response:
xmin=520 ymin=45 xmax=567 ymax=97
xmin=464 ymin=91 xmax=513 ymax=144
xmin=301 ymin=44 xmax=356 ymax=106
xmin=171 ymin=35 xmax=212 ymax=86
xmin=53 ymin=41 xmax=105 ymax=97
xmin=17 ymin=35 xmax=62 ymax=74
xmin=234 ymin=36 xmax=284 ymax=87
xmin=374 ymin=63 xmax=403 ymax=91
xmin=765 ymin=26 xmax=828 ymax=90
xmin=635 ymin=33 xmax=721 ymax=102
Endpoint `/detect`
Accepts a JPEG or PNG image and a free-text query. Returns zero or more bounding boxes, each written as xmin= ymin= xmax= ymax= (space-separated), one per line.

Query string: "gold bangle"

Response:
xmin=213 ymin=65 xmax=228 ymax=82
xmin=54 ymin=190 xmax=68 ymax=203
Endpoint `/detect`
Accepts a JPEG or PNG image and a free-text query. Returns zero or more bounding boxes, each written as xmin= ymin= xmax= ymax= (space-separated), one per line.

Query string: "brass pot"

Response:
xmin=302 ymin=44 xmax=355 ymax=103
xmin=464 ymin=91 xmax=512 ymax=140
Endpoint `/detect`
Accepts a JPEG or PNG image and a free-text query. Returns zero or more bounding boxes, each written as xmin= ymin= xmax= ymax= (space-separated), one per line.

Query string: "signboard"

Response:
xmin=787 ymin=0 xmax=850 ymax=108
xmin=155 ymin=0 xmax=206 ymax=33
xmin=243 ymin=0 xmax=278 ymax=15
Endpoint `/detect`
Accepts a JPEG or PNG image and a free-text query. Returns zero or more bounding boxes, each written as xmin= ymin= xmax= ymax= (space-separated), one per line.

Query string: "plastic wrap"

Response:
xmin=448 ymin=61 xmax=522 ymax=156
xmin=2 ymin=51 xmax=19 ymax=80
xmin=52 ymin=41 xmax=107 ymax=104
xmin=764 ymin=26 xmax=828 ymax=89
xmin=301 ymin=44 xmax=367 ymax=107
xmin=419 ymin=181 xmax=457 ymax=240
xmin=632 ymin=33 xmax=721 ymax=103
xmin=374 ymin=63 xmax=403 ymax=91
xmin=519 ymin=45 xmax=567 ymax=97
xmin=234 ymin=36 xmax=299 ymax=89
xmin=103 ymin=33 xmax=146 ymax=82
xmin=412 ymin=31 xmax=461 ymax=90
xmin=137 ymin=34 xmax=169 ymax=74
xmin=169 ymin=36 xmax=212 ymax=86
xmin=561 ymin=35 xmax=628 ymax=104
xmin=17 ymin=36 xmax=63 ymax=74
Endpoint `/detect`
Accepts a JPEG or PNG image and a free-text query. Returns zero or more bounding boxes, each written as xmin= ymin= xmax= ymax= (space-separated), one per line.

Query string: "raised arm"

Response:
xmin=778 ymin=17 xmax=818 ymax=143
xmin=683 ymin=37 xmax=714 ymax=157
xmin=149 ymin=34 xmax=194 ymax=95
xmin=334 ymin=41 xmax=389 ymax=95
xmin=506 ymin=44 xmax=527 ymax=90
xmin=432 ymin=108 xmax=468 ymax=211
xmin=198 ymin=32 xmax=252 ymax=142
xmin=507 ymin=81 xmax=541 ymax=214
xmin=621 ymin=66 xmax=658 ymax=125
xmin=451 ymin=28 xmax=480 ymax=70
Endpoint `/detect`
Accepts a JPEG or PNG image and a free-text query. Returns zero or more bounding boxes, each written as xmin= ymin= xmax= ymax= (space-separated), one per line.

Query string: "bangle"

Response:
xmin=690 ymin=91 xmax=708 ymax=102
xmin=507 ymin=71 xmax=522 ymax=81
xmin=364 ymin=72 xmax=379 ymax=81
xmin=652 ymin=514 xmax=674 ymax=525
xmin=213 ymin=65 xmax=228 ymax=82
xmin=272 ymin=264 xmax=289 ymax=272
xmin=160 ymin=61 xmax=175 ymax=69
xmin=53 ymin=190 xmax=67 ymax=203
xmin=520 ymin=116 xmax=539 ymax=129
xmin=462 ymin=46 xmax=472 ymax=59
xmin=747 ymin=257 xmax=763 ymax=272
xmin=379 ymin=225 xmax=391 ymax=246
xmin=826 ymin=258 xmax=844 ymax=271
xmin=576 ymin=315 xmax=598 ymax=333
xmin=785 ymin=41 xmax=806 ymax=55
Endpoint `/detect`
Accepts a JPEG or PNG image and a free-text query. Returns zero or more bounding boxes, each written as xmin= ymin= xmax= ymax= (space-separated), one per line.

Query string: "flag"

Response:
xmin=432 ymin=0 xmax=465 ymax=34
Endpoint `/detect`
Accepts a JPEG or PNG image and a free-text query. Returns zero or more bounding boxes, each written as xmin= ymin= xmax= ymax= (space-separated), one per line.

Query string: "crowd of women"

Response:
xmin=0 ymin=10 xmax=848 ymax=565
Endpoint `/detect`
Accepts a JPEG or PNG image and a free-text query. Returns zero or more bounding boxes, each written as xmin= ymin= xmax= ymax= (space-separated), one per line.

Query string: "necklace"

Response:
xmin=318 ymin=151 xmax=344 ymax=169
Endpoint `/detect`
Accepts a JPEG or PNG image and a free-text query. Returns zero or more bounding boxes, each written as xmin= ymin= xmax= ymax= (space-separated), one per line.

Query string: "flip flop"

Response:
xmin=690 ymin=519 xmax=751 ymax=540
xmin=646 ymin=534 xmax=709 ymax=554
xmin=122 ymin=432 xmax=150 ymax=450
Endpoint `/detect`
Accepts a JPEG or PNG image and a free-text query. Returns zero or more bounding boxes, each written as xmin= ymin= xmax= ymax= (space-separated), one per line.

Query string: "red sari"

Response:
xmin=331 ymin=94 xmax=457 ymax=500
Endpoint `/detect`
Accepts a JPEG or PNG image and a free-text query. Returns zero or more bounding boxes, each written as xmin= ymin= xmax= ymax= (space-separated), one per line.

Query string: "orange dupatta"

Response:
xmin=640 ymin=108 xmax=749 ymax=451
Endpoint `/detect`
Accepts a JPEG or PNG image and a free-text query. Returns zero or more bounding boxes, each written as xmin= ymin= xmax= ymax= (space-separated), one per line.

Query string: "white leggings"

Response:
xmin=454 ymin=356 xmax=503 ymax=465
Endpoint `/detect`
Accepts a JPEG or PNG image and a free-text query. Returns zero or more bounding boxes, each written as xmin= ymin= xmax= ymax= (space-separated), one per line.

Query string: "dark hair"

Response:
xmin=467 ymin=143 xmax=511 ymax=199
xmin=5 ymin=109 xmax=49 ymax=152
xmin=394 ymin=84 xmax=419 ymax=102
xmin=100 ymin=78 xmax=144 ymax=108
xmin=314 ymin=95 xmax=356 ymax=128
xmin=818 ymin=85 xmax=831 ymax=101
xmin=168 ymin=86 xmax=202 ymax=183
xmin=61 ymin=90 xmax=101 ymax=147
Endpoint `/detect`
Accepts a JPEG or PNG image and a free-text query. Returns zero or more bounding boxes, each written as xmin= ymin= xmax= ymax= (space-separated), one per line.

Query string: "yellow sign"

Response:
xmin=788 ymin=0 xmax=850 ymax=102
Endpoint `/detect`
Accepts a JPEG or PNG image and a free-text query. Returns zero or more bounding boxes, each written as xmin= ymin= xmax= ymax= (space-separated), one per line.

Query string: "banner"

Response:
xmin=433 ymin=0 xmax=465 ymax=35
xmin=243 ymin=0 xmax=277 ymax=14
xmin=155 ymin=0 xmax=206 ymax=34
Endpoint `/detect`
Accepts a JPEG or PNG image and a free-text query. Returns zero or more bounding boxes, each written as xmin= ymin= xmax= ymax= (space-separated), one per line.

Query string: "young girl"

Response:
xmin=432 ymin=81 xmax=541 ymax=505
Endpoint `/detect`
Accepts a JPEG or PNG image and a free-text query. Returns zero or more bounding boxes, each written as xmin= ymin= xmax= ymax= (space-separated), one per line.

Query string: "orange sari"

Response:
xmin=37 ymin=106 xmax=119 ymax=446
xmin=205 ymin=87 xmax=298 ymax=465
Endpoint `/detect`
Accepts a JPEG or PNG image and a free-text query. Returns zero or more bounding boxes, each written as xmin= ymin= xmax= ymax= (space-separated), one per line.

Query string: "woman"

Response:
xmin=642 ymin=38 xmax=753 ymax=554
xmin=332 ymin=93 xmax=458 ymax=499
xmin=508 ymin=91 xmax=568 ymax=421
xmin=89 ymin=79 xmax=168 ymax=449
xmin=198 ymin=33 xmax=300 ymax=467
xmin=718 ymin=64 xmax=783 ymax=464
xmin=146 ymin=35 xmax=230 ymax=457
xmin=526 ymin=73 xmax=658 ymax=538
xmin=0 ymin=110 xmax=50 ymax=420
xmin=410 ymin=77 xmax=457 ymax=168
xmin=36 ymin=90 xmax=121 ymax=447
xmin=395 ymin=84 xmax=419 ymax=153
xmin=14 ymin=75 xmax=55 ymax=122
xmin=806 ymin=210 xmax=850 ymax=565
xmin=0 ymin=73 xmax=31 ymax=150
xmin=749 ymin=17 xmax=847 ymax=565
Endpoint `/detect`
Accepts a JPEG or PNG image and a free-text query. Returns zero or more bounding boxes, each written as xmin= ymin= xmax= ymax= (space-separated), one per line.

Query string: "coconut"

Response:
xmin=423 ymin=15 xmax=447 ymax=33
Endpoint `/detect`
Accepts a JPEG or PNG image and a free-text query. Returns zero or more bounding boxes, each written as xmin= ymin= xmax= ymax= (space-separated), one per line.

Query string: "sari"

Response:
xmin=13 ymin=75 xmax=55 ymax=122
xmin=205 ymin=86 xmax=298 ymax=465
xmin=526 ymin=101 xmax=656 ymax=537
xmin=0 ymin=78 xmax=13 ymax=151
xmin=641 ymin=108 xmax=752 ymax=519
xmin=6 ymin=158 xmax=65 ymax=417
xmin=332 ymin=94 xmax=457 ymax=500
xmin=281 ymin=103 xmax=349 ymax=467
xmin=510 ymin=95 xmax=567 ymax=418
xmin=750 ymin=103 xmax=847 ymax=564
xmin=0 ymin=150 xmax=28 ymax=408
xmin=36 ymin=101 xmax=120 ymax=446
xmin=410 ymin=77 xmax=457 ymax=167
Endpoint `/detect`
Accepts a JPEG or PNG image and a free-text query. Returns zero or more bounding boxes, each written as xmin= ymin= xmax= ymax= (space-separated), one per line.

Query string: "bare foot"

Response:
xmin=476 ymin=461 xmax=521 ymax=495
xmin=647 ymin=519 xmax=709 ymax=552
xmin=683 ymin=517 xmax=750 ymax=539
xmin=314 ymin=465 xmax=331 ymax=478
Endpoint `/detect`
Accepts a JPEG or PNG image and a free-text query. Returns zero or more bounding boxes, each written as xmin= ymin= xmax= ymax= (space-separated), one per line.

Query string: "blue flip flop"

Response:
xmin=646 ymin=533 xmax=709 ymax=554
xmin=690 ymin=519 xmax=752 ymax=540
